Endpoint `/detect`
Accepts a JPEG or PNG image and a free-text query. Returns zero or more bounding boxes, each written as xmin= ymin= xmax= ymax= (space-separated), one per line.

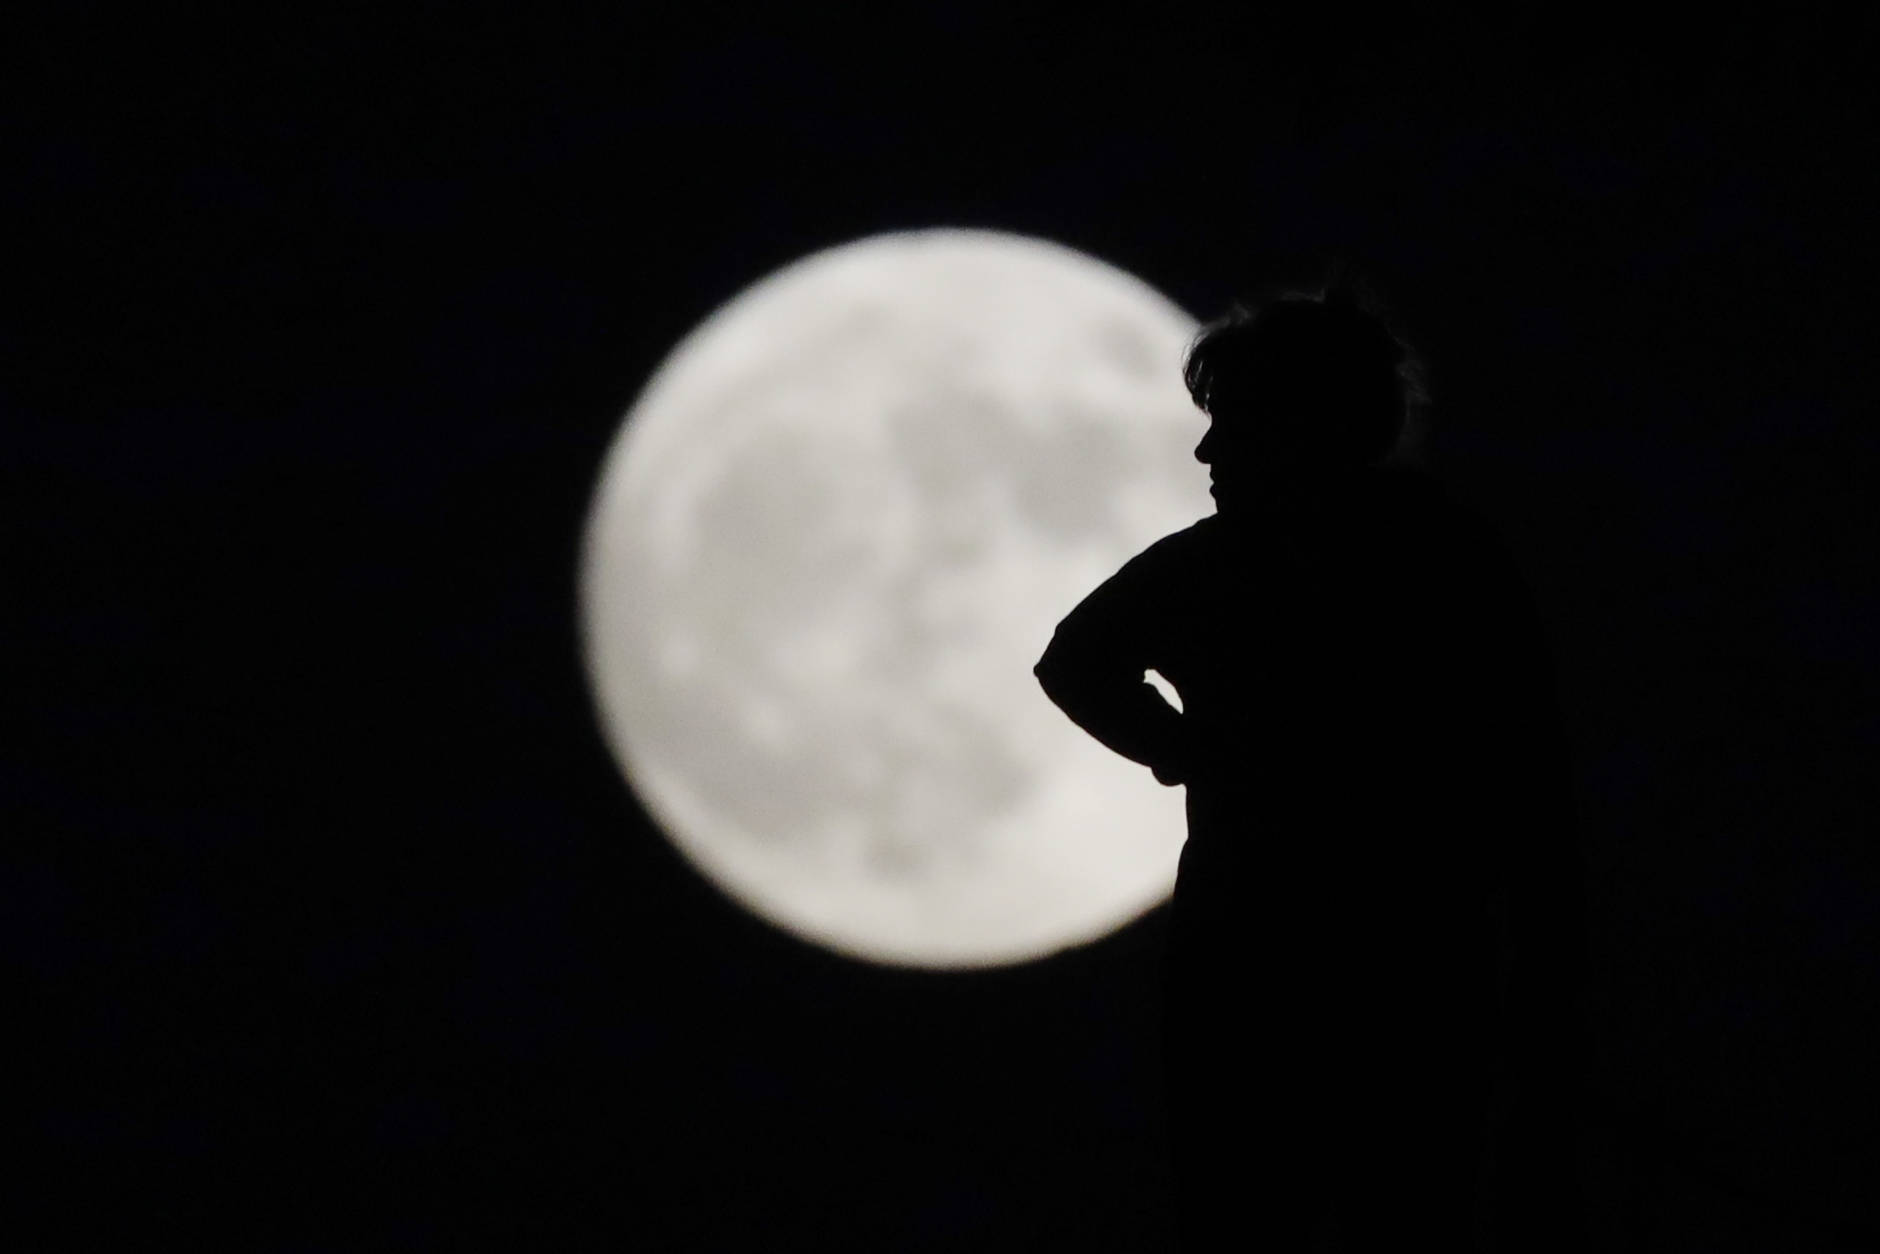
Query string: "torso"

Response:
xmin=1154 ymin=471 xmax=1504 ymax=987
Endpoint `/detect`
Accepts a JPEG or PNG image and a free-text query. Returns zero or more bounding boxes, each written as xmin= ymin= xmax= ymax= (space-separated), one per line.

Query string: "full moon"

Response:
xmin=579 ymin=228 xmax=1210 ymax=967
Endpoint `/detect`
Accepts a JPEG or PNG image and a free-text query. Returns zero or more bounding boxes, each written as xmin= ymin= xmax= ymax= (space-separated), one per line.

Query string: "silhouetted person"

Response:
xmin=1035 ymin=275 xmax=1584 ymax=1251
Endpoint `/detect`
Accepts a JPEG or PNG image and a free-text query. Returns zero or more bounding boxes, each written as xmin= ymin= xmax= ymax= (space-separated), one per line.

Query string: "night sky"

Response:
xmin=11 ymin=8 xmax=1880 ymax=1250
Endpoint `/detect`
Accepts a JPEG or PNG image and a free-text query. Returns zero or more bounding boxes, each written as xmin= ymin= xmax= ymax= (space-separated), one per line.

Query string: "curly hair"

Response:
xmin=1182 ymin=265 xmax=1430 ymax=467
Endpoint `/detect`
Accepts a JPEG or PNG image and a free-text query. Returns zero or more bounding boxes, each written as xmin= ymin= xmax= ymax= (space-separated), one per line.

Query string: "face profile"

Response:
xmin=1193 ymin=401 xmax=1348 ymax=514
xmin=1181 ymin=279 xmax=1421 ymax=516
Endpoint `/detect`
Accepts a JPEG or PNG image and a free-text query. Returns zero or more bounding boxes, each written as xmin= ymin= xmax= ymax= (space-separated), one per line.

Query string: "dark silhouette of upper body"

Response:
xmin=1035 ymin=278 xmax=1583 ymax=1251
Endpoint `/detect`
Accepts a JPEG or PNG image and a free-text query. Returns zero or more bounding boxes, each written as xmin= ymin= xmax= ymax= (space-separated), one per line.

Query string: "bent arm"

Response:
xmin=1035 ymin=642 xmax=1191 ymax=783
xmin=1033 ymin=548 xmax=1194 ymax=783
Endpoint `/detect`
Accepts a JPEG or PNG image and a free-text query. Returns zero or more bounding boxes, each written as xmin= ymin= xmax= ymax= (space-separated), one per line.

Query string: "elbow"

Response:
xmin=1034 ymin=645 xmax=1099 ymax=716
xmin=1033 ymin=646 xmax=1073 ymax=703
xmin=1032 ymin=654 xmax=1060 ymax=698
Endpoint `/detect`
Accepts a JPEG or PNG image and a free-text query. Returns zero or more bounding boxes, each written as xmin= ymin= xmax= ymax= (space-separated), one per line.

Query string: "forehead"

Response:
xmin=1205 ymin=384 xmax=1313 ymax=420
xmin=1204 ymin=355 xmax=1316 ymax=400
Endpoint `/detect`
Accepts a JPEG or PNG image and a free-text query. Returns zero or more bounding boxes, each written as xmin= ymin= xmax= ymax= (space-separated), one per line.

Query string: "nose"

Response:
xmin=1194 ymin=426 xmax=1214 ymax=465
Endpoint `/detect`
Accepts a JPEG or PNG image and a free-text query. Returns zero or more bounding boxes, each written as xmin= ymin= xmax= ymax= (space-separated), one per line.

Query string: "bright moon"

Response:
xmin=579 ymin=228 xmax=1209 ymax=967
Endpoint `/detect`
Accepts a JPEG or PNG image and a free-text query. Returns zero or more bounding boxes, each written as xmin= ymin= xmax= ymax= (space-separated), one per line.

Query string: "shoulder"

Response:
xmin=1371 ymin=468 xmax=1510 ymax=566
xmin=1063 ymin=516 xmax=1217 ymax=619
xmin=1120 ymin=515 xmax=1220 ymax=573
xmin=1368 ymin=466 xmax=1466 ymax=529
xmin=1377 ymin=472 xmax=1550 ymax=641
xmin=1047 ymin=517 xmax=1215 ymax=644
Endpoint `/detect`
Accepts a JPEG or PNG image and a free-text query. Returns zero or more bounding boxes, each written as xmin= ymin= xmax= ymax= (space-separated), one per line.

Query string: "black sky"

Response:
xmin=10 ymin=7 xmax=1880 ymax=1250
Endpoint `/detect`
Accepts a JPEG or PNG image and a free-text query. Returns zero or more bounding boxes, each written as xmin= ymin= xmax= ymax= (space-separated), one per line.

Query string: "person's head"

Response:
xmin=1182 ymin=268 xmax=1426 ymax=513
